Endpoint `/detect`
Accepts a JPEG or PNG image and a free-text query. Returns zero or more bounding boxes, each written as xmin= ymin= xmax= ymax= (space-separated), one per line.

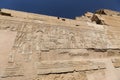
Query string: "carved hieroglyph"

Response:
xmin=0 ymin=9 xmax=120 ymax=80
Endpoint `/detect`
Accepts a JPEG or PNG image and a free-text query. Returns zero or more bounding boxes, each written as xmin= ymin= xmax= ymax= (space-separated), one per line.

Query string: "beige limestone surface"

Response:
xmin=0 ymin=9 xmax=120 ymax=80
xmin=0 ymin=30 xmax=17 ymax=77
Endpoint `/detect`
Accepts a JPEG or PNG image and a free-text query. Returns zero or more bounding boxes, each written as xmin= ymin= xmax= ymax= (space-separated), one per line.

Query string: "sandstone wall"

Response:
xmin=0 ymin=9 xmax=120 ymax=80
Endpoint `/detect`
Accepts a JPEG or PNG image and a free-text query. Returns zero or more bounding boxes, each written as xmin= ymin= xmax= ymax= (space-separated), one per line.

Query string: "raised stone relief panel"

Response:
xmin=0 ymin=9 xmax=120 ymax=80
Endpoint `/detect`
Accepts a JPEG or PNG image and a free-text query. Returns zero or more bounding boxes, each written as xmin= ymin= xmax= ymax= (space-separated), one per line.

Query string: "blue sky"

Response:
xmin=0 ymin=0 xmax=120 ymax=18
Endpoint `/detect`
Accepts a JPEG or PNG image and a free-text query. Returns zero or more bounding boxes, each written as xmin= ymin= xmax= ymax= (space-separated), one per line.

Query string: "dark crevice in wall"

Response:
xmin=0 ymin=12 xmax=12 ymax=16
xmin=87 ymin=48 xmax=107 ymax=52
xmin=62 ymin=18 xmax=66 ymax=21
xmin=95 ymin=10 xmax=107 ymax=15
xmin=91 ymin=14 xmax=105 ymax=25
xmin=76 ymin=25 xmax=80 ymax=26
xmin=0 ymin=9 xmax=12 ymax=17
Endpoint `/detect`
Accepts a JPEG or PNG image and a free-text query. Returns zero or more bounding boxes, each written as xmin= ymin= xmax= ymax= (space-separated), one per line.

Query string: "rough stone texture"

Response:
xmin=0 ymin=9 xmax=120 ymax=80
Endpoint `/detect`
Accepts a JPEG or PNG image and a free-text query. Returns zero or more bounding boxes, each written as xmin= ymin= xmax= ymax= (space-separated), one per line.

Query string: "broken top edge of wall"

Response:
xmin=95 ymin=9 xmax=120 ymax=16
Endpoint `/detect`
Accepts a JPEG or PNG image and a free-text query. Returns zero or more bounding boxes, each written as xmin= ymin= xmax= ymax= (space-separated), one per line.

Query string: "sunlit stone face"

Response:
xmin=0 ymin=30 xmax=16 ymax=53
xmin=0 ymin=30 xmax=17 ymax=74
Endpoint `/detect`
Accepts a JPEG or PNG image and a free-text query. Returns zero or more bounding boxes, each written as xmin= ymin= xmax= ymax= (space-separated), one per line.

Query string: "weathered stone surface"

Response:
xmin=0 ymin=9 xmax=120 ymax=80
